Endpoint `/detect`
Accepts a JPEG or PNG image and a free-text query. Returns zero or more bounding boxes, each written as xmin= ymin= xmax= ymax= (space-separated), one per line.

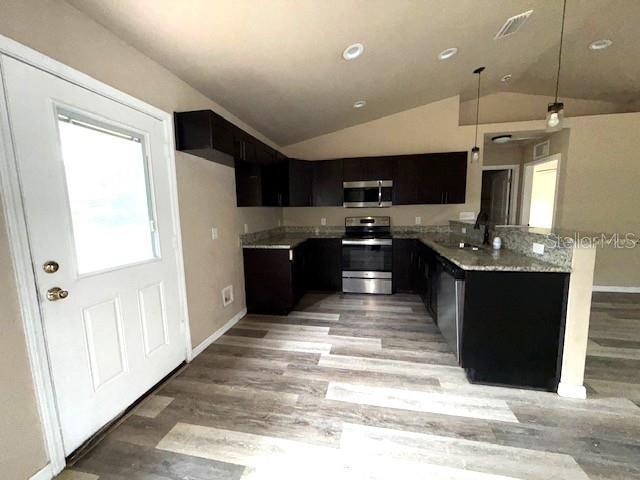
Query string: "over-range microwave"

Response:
xmin=343 ymin=180 xmax=392 ymax=208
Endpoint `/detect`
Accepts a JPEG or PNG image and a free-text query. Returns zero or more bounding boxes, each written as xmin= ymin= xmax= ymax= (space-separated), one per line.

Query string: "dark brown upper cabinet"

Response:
xmin=343 ymin=156 xmax=394 ymax=181
xmin=312 ymin=159 xmax=343 ymax=206
xmin=174 ymin=110 xmax=236 ymax=166
xmin=288 ymin=159 xmax=313 ymax=207
xmin=393 ymin=152 xmax=467 ymax=205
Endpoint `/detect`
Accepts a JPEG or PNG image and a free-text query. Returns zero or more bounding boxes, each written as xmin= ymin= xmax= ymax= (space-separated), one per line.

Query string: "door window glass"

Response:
xmin=57 ymin=110 xmax=159 ymax=274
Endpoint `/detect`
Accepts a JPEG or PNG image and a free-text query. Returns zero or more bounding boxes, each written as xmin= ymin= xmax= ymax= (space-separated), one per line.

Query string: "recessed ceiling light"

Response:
xmin=438 ymin=47 xmax=458 ymax=60
xmin=492 ymin=134 xmax=512 ymax=144
xmin=501 ymin=74 xmax=512 ymax=83
xmin=353 ymin=100 xmax=367 ymax=109
xmin=589 ymin=39 xmax=612 ymax=51
xmin=343 ymin=43 xmax=364 ymax=61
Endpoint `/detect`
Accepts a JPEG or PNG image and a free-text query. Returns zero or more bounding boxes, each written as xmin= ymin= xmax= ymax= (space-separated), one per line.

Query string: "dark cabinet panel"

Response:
xmin=288 ymin=159 xmax=313 ymax=207
xmin=235 ymin=159 xmax=263 ymax=207
xmin=430 ymin=152 xmax=468 ymax=204
xmin=174 ymin=110 xmax=236 ymax=165
xmin=343 ymin=156 xmax=394 ymax=181
xmin=393 ymin=152 xmax=467 ymax=205
xmin=305 ymin=239 xmax=342 ymax=291
xmin=312 ymin=159 xmax=343 ymax=206
xmin=291 ymin=244 xmax=307 ymax=305
xmin=243 ymin=239 xmax=340 ymax=314
xmin=393 ymin=239 xmax=418 ymax=293
xmin=461 ymin=271 xmax=569 ymax=391
xmin=243 ymin=249 xmax=294 ymax=315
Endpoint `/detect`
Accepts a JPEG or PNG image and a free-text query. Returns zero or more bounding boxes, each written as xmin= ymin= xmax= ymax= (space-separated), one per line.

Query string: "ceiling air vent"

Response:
xmin=495 ymin=10 xmax=533 ymax=39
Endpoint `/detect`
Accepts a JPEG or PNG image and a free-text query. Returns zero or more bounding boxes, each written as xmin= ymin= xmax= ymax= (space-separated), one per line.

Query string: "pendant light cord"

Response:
xmin=554 ymin=0 xmax=567 ymax=103
xmin=474 ymin=70 xmax=481 ymax=147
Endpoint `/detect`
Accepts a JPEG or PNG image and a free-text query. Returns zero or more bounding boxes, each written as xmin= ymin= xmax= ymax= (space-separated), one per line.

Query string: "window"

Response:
xmin=57 ymin=110 xmax=159 ymax=274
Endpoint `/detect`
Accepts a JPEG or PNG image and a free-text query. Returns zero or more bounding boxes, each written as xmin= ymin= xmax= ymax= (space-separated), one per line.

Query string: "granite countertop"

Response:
xmin=416 ymin=233 xmax=571 ymax=273
xmin=242 ymin=232 xmax=342 ymax=249
xmin=242 ymin=229 xmax=570 ymax=273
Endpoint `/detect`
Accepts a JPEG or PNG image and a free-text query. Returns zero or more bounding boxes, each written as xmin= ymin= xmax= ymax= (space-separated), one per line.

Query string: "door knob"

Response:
xmin=47 ymin=287 xmax=69 ymax=301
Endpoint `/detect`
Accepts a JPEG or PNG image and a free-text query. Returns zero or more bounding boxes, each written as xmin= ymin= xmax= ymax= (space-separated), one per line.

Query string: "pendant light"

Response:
xmin=471 ymin=66 xmax=485 ymax=163
xmin=546 ymin=0 xmax=567 ymax=132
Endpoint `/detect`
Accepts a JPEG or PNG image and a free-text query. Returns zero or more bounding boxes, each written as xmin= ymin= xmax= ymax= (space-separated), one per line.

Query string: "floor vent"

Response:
xmin=495 ymin=10 xmax=533 ymax=39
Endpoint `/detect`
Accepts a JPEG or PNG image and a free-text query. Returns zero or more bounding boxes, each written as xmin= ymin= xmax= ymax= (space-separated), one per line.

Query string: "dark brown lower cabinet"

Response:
xmin=243 ymin=243 xmax=307 ymax=315
xmin=243 ymin=239 xmax=340 ymax=314
xmin=392 ymin=239 xmax=419 ymax=293
xmin=461 ymin=270 xmax=569 ymax=391
xmin=305 ymin=239 xmax=342 ymax=291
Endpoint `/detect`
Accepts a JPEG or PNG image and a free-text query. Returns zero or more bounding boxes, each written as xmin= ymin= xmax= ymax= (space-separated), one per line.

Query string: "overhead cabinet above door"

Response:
xmin=174 ymin=110 xmax=236 ymax=165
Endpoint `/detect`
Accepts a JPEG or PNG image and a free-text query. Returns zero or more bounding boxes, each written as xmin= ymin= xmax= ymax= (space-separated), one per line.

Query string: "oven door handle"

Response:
xmin=342 ymin=239 xmax=392 ymax=246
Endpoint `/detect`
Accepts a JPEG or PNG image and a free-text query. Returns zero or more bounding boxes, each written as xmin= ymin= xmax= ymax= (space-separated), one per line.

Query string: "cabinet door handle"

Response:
xmin=289 ymin=249 xmax=293 ymax=261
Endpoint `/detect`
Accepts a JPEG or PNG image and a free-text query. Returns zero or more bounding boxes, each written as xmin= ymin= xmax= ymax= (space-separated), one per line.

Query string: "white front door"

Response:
xmin=1 ymin=55 xmax=186 ymax=454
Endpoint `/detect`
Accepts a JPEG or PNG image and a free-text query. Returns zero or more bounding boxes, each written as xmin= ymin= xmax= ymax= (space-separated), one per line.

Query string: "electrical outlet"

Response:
xmin=243 ymin=223 xmax=248 ymax=234
xmin=415 ymin=216 xmax=422 ymax=225
xmin=461 ymin=227 xmax=467 ymax=234
xmin=321 ymin=217 xmax=327 ymax=226
xmin=211 ymin=227 xmax=219 ymax=240
xmin=222 ymin=285 xmax=234 ymax=306
xmin=532 ymin=242 xmax=545 ymax=255
xmin=278 ymin=219 xmax=282 ymax=226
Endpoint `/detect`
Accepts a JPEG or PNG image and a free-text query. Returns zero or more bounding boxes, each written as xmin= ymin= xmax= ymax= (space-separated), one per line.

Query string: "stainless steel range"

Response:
xmin=341 ymin=216 xmax=392 ymax=294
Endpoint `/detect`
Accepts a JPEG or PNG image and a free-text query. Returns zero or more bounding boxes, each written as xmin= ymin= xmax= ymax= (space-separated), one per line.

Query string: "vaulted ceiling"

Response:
xmin=65 ymin=0 xmax=640 ymax=145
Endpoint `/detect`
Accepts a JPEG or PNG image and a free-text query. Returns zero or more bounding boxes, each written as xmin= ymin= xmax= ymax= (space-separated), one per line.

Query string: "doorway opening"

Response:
xmin=521 ymin=154 xmax=561 ymax=228
xmin=481 ymin=165 xmax=520 ymax=225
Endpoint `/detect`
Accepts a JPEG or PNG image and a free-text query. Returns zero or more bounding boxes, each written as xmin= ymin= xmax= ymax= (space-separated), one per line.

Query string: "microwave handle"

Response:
xmin=378 ymin=180 xmax=382 ymax=206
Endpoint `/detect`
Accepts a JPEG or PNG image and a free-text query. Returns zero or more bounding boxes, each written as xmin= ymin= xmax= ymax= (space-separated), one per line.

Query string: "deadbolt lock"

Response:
xmin=46 ymin=287 xmax=69 ymax=301
xmin=43 ymin=261 xmax=59 ymax=274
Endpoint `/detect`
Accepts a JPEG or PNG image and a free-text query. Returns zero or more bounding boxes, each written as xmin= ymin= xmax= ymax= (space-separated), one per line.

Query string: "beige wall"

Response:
xmin=558 ymin=114 xmax=640 ymax=287
xmin=0 ymin=0 xmax=282 ymax=475
xmin=460 ymin=92 xmax=632 ymax=126
xmin=0 ymin=209 xmax=48 ymax=480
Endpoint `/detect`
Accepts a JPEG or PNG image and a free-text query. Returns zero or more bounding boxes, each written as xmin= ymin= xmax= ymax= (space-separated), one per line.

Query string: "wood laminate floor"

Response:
xmin=58 ymin=292 xmax=640 ymax=480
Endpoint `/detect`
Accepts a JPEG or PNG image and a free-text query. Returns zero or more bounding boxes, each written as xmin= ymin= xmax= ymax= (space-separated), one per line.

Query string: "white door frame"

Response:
xmin=0 ymin=34 xmax=192 ymax=476
xmin=520 ymin=153 xmax=562 ymax=227
xmin=481 ymin=164 xmax=520 ymax=225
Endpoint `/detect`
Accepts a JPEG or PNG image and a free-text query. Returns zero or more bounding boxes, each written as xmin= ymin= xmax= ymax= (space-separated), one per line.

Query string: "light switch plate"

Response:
xmin=461 ymin=227 xmax=467 ymax=234
xmin=415 ymin=216 xmax=422 ymax=225
xmin=532 ymin=242 xmax=545 ymax=255
xmin=243 ymin=223 xmax=249 ymax=234
xmin=321 ymin=217 xmax=327 ymax=226
xmin=211 ymin=227 xmax=219 ymax=240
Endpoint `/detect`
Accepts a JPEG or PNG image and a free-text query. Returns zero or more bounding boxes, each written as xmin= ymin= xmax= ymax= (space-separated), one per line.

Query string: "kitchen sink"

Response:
xmin=436 ymin=240 xmax=481 ymax=250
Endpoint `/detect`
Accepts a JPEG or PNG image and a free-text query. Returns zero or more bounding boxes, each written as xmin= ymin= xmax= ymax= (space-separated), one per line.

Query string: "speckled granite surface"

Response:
xmin=241 ymin=226 xmax=343 ymax=249
xmin=417 ymin=233 xmax=571 ymax=272
xmin=449 ymin=220 xmax=575 ymax=270
xmin=241 ymin=225 xmax=570 ymax=272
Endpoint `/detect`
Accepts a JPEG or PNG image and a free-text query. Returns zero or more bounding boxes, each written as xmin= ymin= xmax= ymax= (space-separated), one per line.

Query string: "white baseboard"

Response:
xmin=190 ymin=308 xmax=247 ymax=359
xmin=593 ymin=285 xmax=640 ymax=293
xmin=557 ymin=382 xmax=587 ymax=399
xmin=30 ymin=464 xmax=53 ymax=480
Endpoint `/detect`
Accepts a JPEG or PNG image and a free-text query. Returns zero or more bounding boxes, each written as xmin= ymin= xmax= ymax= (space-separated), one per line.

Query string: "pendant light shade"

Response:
xmin=547 ymin=0 xmax=567 ymax=132
xmin=471 ymin=66 xmax=485 ymax=163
